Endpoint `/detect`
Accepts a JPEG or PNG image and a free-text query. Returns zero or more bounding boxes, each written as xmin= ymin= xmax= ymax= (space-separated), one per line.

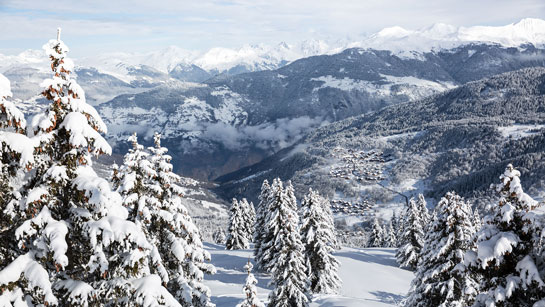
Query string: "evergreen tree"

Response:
xmin=406 ymin=192 xmax=478 ymax=307
xmin=417 ymin=194 xmax=430 ymax=226
xmin=0 ymin=73 xmax=32 ymax=250
xmin=0 ymin=30 xmax=186 ymax=306
xmin=226 ymin=198 xmax=250 ymax=250
xmin=384 ymin=220 xmax=397 ymax=248
xmin=239 ymin=198 xmax=256 ymax=244
xmin=146 ymin=132 xmax=216 ymax=306
xmin=300 ymin=188 xmax=341 ymax=294
xmin=369 ymin=217 xmax=384 ymax=247
xmin=468 ymin=164 xmax=544 ymax=306
xmin=254 ymin=179 xmax=271 ymax=269
xmin=318 ymin=194 xmax=339 ymax=250
xmin=255 ymin=179 xmax=281 ymax=272
xmin=267 ymin=181 xmax=310 ymax=307
xmin=236 ymin=260 xmax=265 ymax=307
xmin=472 ymin=208 xmax=482 ymax=230
xmin=396 ymin=198 xmax=425 ymax=271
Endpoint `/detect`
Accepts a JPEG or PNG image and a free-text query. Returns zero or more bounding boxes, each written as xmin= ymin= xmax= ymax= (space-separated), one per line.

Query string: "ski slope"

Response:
xmin=203 ymin=243 xmax=413 ymax=306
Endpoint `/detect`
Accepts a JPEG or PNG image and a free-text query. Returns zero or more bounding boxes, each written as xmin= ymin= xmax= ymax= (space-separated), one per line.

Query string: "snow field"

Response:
xmin=202 ymin=243 xmax=413 ymax=307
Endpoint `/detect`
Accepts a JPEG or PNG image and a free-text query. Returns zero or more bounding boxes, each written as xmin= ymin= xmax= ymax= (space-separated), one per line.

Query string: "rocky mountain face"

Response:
xmin=97 ymin=43 xmax=545 ymax=180
xmin=215 ymin=67 xmax=545 ymax=209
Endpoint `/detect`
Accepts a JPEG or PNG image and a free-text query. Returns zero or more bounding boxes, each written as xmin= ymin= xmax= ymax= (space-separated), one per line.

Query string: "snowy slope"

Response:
xmin=348 ymin=18 xmax=545 ymax=59
xmin=203 ymin=243 xmax=413 ymax=306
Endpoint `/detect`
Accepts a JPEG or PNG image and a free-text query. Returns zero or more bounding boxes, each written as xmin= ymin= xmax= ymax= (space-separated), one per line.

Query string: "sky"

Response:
xmin=1 ymin=0 xmax=544 ymax=57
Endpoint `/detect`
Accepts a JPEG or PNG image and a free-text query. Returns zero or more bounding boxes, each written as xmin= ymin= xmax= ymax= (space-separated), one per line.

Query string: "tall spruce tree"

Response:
xmin=267 ymin=181 xmax=310 ymax=307
xmin=369 ymin=217 xmax=384 ymax=247
xmin=406 ymin=192 xmax=478 ymax=307
xmin=236 ymin=261 xmax=265 ymax=307
xmin=0 ymin=30 xmax=186 ymax=306
xmin=0 ymin=73 xmax=34 ymax=271
xmin=417 ymin=194 xmax=430 ymax=227
xmin=254 ymin=179 xmax=271 ymax=269
xmin=396 ymin=198 xmax=425 ymax=270
xmin=226 ymin=198 xmax=250 ymax=250
xmin=300 ymin=188 xmax=341 ymax=294
xmin=256 ymin=178 xmax=282 ymax=272
xmin=147 ymin=132 xmax=216 ymax=306
xmin=239 ymin=198 xmax=256 ymax=244
xmin=384 ymin=220 xmax=397 ymax=248
xmin=468 ymin=164 xmax=544 ymax=306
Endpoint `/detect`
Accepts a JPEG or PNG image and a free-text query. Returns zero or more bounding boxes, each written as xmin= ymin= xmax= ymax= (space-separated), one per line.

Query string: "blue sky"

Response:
xmin=1 ymin=0 xmax=544 ymax=57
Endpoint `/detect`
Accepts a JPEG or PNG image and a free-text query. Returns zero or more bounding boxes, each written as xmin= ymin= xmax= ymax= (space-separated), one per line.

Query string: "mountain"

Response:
xmin=215 ymin=67 xmax=545 ymax=211
xmin=98 ymin=43 xmax=545 ymax=181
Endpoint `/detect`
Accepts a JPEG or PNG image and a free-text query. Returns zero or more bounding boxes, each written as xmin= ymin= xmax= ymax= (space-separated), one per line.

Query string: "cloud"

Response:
xmin=200 ymin=116 xmax=326 ymax=151
xmin=1 ymin=0 xmax=544 ymax=56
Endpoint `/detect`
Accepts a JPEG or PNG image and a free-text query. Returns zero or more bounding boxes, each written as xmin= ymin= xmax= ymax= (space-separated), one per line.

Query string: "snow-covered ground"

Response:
xmin=203 ymin=243 xmax=413 ymax=306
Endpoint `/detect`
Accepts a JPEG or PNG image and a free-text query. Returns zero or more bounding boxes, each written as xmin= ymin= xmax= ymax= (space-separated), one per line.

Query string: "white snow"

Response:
xmin=203 ymin=243 xmax=413 ymax=306
xmin=311 ymin=74 xmax=456 ymax=101
xmin=0 ymin=73 xmax=12 ymax=98
xmin=498 ymin=124 xmax=545 ymax=140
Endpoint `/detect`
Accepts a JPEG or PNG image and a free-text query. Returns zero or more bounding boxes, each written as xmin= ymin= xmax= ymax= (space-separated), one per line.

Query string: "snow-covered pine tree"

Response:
xmin=0 ymin=30 xmax=184 ymax=306
xmin=396 ymin=198 xmax=425 ymax=270
xmin=254 ymin=179 xmax=271 ymax=268
xmin=368 ymin=217 xmax=384 ymax=247
xmin=226 ymin=198 xmax=250 ymax=250
xmin=236 ymin=260 xmax=265 ymax=307
xmin=468 ymin=164 xmax=543 ymax=306
xmin=239 ymin=198 xmax=255 ymax=244
xmin=267 ymin=181 xmax=310 ymax=307
xmin=472 ymin=208 xmax=482 ymax=230
xmin=417 ymin=194 xmax=430 ymax=226
xmin=300 ymin=188 xmax=341 ymax=294
xmin=394 ymin=210 xmax=405 ymax=247
xmin=318 ymin=194 xmax=339 ymax=250
xmin=145 ymin=132 xmax=216 ymax=306
xmin=406 ymin=191 xmax=478 ymax=307
xmin=385 ymin=220 xmax=397 ymax=248
xmin=255 ymin=178 xmax=280 ymax=272
xmin=0 ymin=73 xmax=34 ymax=269
xmin=113 ymin=132 xmax=154 ymax=220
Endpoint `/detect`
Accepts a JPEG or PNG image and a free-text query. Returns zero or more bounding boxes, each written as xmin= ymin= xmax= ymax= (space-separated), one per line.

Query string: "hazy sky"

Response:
xmin=1 ymin=0 xmax=544 ymax=57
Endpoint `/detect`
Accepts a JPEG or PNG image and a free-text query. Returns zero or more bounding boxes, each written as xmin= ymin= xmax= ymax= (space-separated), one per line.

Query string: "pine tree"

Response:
xmin=406 ymin=192 xmax=478 ymax=307
xmin=114 ymin=132 xmax=216 ymax=306
xmin=318 ymin=194 xmax=339 ymax=250
xmin=236 ymin=260 xmax=265 ymax=307
xmin=300 ymin=188 xmax=341 ymax=294
xmin=468 ymin=164 xmax=544 ymax=306
xmin=369 ymin=217 xmax=384 ymax=247
xmin=239 ymin=198 xmax=256 ymax=244
xmin=254 ymin=179 xmax=271 ymax=269
xmin=384 ymin=220 xmax=397 ymax=248
xmin=267 ymin=181 xmax=310 ymax=307
xmin=417 ymin=194 xmax=430 ymax=226
xmin=255 ymin=179 xmax=280 ymax=272
xmin=396 ymin=198 xmax=425 ymax=271
xmin=0 ymin=73 xmax=34 ymax=274
xmin=226 ymin=198 xmax=250 ymax=250
xmin=146 ymin=132 xmax=216 ymax=306
xmin=472 ymin=208 xmax=482 ymax=230
xmin=0 ymin=30 xmax=185 ymax=306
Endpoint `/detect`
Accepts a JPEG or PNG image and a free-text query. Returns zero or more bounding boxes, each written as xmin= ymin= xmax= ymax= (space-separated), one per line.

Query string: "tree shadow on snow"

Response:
xmin=205 ymin=253 xmax=273 ymax=287
xmin=334 ymin=249 xmax=399 ymax=268
xmin=367 ymin=291 xmax=405 ymax=305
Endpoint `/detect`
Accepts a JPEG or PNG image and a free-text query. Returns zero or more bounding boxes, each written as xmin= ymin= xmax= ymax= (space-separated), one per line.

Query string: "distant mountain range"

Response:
xmin=97 ymin=42 xmax=545 ymax=180
xmin=2 ymin=18 xmax=545 ymax=103
xmin=215 ymin=67 xmax=545 ymax=209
